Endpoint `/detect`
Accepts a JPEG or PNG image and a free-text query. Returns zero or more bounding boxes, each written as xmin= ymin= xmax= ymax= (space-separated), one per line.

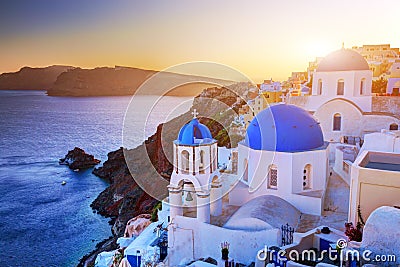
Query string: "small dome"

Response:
xmin=316 ymin=49 xmax=370 ymax=72
xmin=223 ymin=195 xmax=301 ymax=231
xmin=176 ymin=118 xmax=214 ymax=145
xmin=245 ymin=104 xmax=324 ymax=152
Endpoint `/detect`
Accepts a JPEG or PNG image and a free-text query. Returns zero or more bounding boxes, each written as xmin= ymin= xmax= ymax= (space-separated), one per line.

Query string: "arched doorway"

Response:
xmin=181 ymin=150 xmax=190 ymax=174
xmin=333 ymin=113 xmax=342 ymax=131
xmin=199 ymin=150 xmax=205 ymax=174
xmin=317 ymin=79 xmax=322 ymax=95
xmin=182 ymin=180 xmax=197 ymax=218
xmin=303 ymin=164 xmax=312 ymax=190
xmin=337 ymin=79 xmax=344 ymax=95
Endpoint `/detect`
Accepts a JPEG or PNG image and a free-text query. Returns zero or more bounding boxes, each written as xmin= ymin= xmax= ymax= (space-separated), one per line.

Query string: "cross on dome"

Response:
xmin=192 ymin=109 xmax=199 ymax=119
xmin=280 ymin=94 xmax=287 ymax=103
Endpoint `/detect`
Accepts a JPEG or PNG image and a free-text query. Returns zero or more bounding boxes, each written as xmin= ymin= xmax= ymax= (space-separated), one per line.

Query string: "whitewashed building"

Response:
xmin=348 ymin=130 xmax=400 ymax=224
xmin=386 ymin=60 xmax=400 ymax=95
xmin=289 ymin=48 xmax=400 ymax=142
xmin=229 ymin=104 xmax=329 ymax=215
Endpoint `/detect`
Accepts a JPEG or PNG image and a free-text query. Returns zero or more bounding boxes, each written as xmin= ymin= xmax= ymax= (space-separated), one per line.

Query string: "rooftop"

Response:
xmin=359 ymin=151 xmax=400 ymax=172
xmin=316 ymin=48 xmax=370 ymax=72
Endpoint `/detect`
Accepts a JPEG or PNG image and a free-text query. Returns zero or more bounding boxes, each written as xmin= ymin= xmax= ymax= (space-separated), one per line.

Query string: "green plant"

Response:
xmin=113 ymin=251 xmax=124 ymax=267
xmin=150 ymin=201 xmax=162 ymax=222
xmin=154 ymin=201 xmax=162 ymax=211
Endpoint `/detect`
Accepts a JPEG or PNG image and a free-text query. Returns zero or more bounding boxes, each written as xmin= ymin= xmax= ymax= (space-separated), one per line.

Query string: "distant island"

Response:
xmin=0 ymin=65 xmax=235 ymax=97
xmin=0 ymin=65 xmax=74 ymax=91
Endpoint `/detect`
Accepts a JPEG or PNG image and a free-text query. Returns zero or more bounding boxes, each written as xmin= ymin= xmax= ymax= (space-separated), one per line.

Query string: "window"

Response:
xmin=212 ymin=146 xmax=217 ymax=171
xmin=267 ymin=165 xmax=278 ymax=189
xmin=199 ymin=150 xmax=205 ymax=174
xmin=337 ymin=79 xmax=344 ymax=95
xmin=390 ymin=123 xmax=399 ymax=131
xmin=317 ymin=79 xmax=322 ymax=95
xmin=360 ymin=78 xmax=365 ymax=95
xmin=343 ymin=161 xmax=349 ymax=174
xmin=333 ymin=113 xmax=342 ymax=131
xmin=181 ymin=150 xmax=190 ymax=174
xmin=303 ymin=164 xmax=312 ymax=190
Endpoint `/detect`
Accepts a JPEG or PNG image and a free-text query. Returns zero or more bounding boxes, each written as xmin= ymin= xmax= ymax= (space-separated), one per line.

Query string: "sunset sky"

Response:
xmin=1 ymin=0 xmax=399 ymax=82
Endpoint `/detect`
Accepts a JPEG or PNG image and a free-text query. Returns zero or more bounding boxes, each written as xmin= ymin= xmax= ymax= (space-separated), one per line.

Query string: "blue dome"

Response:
xmin=245 ymin=104 xmax=324 ymax=152
xmin=176 ymin=118 xmax=214 ymax=145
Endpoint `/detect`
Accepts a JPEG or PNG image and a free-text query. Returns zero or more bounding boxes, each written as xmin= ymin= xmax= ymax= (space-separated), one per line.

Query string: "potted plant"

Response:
xmin=221 ymin=242 xmax=230 ymax=260
xmin=344 ymin=222 xmax=363 ymax=242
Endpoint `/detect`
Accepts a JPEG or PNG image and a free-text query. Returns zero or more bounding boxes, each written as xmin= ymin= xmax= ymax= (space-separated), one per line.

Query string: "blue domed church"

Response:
xmin=168 ymin=110 xmax=223 ymax=224
xmin=229 ymin=104 xmax=329 ymax=215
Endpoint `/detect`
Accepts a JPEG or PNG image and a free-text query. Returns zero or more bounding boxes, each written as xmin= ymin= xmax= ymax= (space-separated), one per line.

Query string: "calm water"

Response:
xmin=0 ymin=90 xmax=191 ymax=267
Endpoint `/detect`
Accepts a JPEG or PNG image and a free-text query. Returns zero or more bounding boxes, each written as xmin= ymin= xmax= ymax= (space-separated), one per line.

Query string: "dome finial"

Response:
xmin=191 ymin=108 xmax=199 ymax=119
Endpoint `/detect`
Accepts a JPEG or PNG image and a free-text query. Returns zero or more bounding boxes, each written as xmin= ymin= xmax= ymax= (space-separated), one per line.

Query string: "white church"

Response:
xmin=162 ymin=99 xmax=339 ymax=265
xmin=289 ymin=48 xmax=400 ymax=143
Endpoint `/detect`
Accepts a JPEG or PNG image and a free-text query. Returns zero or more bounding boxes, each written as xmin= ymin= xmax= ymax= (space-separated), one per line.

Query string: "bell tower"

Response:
xmin=168 ymin=109 xmax=222 ymax=223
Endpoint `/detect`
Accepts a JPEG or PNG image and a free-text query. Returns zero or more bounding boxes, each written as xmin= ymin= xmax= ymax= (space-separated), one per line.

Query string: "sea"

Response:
xmin=0 ymin=90 xmax=192 ymax=267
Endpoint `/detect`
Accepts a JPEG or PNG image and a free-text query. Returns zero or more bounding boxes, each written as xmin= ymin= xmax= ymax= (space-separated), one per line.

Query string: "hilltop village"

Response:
xmin=95 ymin=45 xmax=400 ymax=267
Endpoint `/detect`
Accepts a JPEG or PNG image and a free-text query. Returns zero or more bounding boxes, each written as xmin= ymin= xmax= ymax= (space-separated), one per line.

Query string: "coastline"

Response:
xmin=78 ymin=83 xmax=248 ymax=266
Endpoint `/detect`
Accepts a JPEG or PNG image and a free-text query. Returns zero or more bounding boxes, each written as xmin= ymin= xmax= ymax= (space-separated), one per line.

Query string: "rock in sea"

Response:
xmin=59 ymin=147 xmax=100 ymax=170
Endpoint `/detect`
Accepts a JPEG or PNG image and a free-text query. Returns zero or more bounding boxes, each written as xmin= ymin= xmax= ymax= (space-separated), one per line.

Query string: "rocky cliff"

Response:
xmin=48 ymin=66 xmax=234 ymax=97
xmin=0 ymin=65 xmax=74 ymax=90
xmin=79 ymin=83 xmax=249 ymax=266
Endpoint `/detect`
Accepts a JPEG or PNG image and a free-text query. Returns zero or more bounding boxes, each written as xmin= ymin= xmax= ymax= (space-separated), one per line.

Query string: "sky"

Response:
xmin=0 ymin=0 xmax=400 ymax=82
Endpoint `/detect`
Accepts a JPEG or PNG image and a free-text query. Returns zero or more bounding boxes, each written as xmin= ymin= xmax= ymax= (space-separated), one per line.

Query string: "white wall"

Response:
xmin=167 ymin=216 xmax=279 ymax=266
xmin=387 ymin=78 xmax=400 ymax=94
xmin=232 ymin=144 xmax=328 ymax=215
xmin=310 ymin=69 xmax=372 ymax=112
xmin=348 ymin=150 xmax=400 ymax=224
xmin=361 ymin=115 xmax=400 ymax=135
xmin=332 ymin=145 xmax=355 ymax=184
xmin=313 ymin=99 xmax=400 ymax=142
xmin=359 ymin=130 xmax=400 ymax=155
xmin=314 ymin=99 xmax=363 ymax=142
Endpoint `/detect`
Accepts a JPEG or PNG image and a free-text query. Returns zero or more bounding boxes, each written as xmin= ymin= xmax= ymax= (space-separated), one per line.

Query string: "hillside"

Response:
xmin=48 ymin=66 xmax=235 ymax=96
xmin=78 ymin=82 xmax=249 ymax=266
xmin=0 ymin=65 xmax=74 ymax=90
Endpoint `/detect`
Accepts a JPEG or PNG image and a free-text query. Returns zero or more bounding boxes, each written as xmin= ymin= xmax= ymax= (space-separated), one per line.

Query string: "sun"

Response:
xmin=303 ymin=41 xmax=338 ymax=59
